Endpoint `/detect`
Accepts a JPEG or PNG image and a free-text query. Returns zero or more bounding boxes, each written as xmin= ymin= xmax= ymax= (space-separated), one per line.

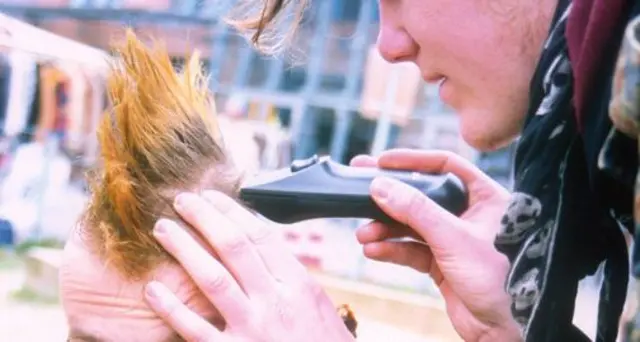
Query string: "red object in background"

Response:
xmin=0 ymin=139 xmax=15 ymax=170
xmin=297 ymin=255 xmax=322 ymax=269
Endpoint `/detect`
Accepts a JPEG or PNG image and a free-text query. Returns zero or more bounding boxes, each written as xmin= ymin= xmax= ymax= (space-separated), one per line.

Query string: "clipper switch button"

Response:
xmin=290 ymin=154 xmax=320 ymax=172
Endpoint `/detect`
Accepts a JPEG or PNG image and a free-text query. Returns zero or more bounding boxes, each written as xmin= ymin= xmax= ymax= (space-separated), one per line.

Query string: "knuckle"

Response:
xmin=258 ymin=291 xmax=296 ymax=329
xmin=388 ymin=184 xmax=421 ymax=211
xmin=248 ymin=225 xmax=277 ymax=245
xmin=406 ymin=191 xmax=429 ymax=226
xmin=407 ymin=191 xmax=427 ymax=214
xmin=438 ymin=149 xmax=457 ymax=159
xmin=201 ymin=272 xmax=232 ymax=294
xmin=271 ymin=302 xmax=296 ymax=330
xmin=218 ymin=234 xmax=250 ymax=255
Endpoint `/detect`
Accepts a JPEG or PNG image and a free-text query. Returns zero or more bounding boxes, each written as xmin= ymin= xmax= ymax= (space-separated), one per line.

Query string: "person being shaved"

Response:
xmin=60 ymin=30 xmax=238 ymax=341
xmin=58 ymin=31 xmax=354 ymax=341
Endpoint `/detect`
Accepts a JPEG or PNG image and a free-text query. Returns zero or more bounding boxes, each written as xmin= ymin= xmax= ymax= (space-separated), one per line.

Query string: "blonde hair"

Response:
xmin=81 ymin=30 xmax=240 ymax=280
xmin=227 ymin=0 xmax=308 ymax=53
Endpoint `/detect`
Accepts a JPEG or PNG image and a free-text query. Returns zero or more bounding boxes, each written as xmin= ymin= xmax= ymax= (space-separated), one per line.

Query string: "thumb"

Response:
xmin=370 ymin=176 xmax=464 ymax=251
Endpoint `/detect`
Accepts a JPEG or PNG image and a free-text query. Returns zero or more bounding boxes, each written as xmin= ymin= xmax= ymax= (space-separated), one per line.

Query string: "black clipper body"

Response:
xmin=239 ymin=155 xmax=468 ymax=224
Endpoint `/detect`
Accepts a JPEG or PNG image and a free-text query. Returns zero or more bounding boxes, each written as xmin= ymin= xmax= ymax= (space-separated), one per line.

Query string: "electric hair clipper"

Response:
xmin=239 ymin=155 xmax=469 ymax=224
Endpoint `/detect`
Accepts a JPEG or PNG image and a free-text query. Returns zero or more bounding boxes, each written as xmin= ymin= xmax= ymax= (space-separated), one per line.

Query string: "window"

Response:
xmin=332 ymin=0 xmax=379 ymax=22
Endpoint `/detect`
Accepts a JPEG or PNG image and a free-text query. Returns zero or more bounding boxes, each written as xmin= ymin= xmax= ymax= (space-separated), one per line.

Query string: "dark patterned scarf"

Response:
xmin=494 ymin=1 xmax=640 ymax=341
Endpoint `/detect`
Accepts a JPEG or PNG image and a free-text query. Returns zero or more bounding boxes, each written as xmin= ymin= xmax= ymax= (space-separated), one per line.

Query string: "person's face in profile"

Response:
xmin=375 ymin=0 xmax=558 ymax=151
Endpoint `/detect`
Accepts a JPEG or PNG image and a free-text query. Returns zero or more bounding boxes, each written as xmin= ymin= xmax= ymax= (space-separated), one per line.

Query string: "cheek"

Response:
xmin=406 ymin=3 xmax=527 ymax=78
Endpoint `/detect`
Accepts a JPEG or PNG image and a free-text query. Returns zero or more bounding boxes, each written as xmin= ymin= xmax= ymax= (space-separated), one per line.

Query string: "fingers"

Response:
xmin=377 ymin=148 xmax=493 ymax=186
xmin=362 ymin=240 xmax=437 ymax=277
xmin=201 ymin=191 xmax=308 ymax=282
xmin=370 ymin=176 xmax=465 ymax=255
xmin=173 ymin=193 xmax=275 ymax=294
xmin=349 ymin=154 xmax=378 ymax=167
xmin=350 ymin=149 xmax=483 ymax=185
xmin=153 ymin=218 xmax=251 ymax=323
xmin=355 ymin=221 xmax=422 ymax=243
xmin=200 ymin=191 xmax=278 ymax=246
xmin=350 ymin=150 xmax=508 ymax=208
xmin=144 ymin=281 xmax=223 ymax=342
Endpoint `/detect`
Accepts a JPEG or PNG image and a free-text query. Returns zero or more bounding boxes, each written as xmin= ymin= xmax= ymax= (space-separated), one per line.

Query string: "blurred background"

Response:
xmin=0 ymin=0 xmax=613 ymax=341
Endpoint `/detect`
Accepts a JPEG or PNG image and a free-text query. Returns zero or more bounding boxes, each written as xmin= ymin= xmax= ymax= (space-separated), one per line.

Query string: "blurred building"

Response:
xmin=0 ymin=0 xmax=514 ymax=185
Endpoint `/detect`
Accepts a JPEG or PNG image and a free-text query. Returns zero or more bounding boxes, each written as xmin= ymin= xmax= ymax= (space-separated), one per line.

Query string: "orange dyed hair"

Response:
xmin=80 ymin=30 xmax=241 ymax=281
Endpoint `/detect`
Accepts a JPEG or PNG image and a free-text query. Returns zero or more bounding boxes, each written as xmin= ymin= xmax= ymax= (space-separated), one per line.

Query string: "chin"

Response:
xmin=460 ymin=122 xmax=517 ymax=152
xmin=449 ymin=91 xmax=527 ymax=152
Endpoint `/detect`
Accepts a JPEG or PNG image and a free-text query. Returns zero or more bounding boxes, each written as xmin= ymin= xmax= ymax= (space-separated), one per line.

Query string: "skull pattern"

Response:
xmin=496 ymin=192 xmax=543 ymax=244
xmin=525 ymin=220 xmax=554 ymax=259
xmin=509 ymin=268 xmax=541 ymax=311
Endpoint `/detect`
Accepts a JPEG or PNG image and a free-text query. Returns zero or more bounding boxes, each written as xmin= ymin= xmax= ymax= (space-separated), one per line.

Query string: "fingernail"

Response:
xmin=145 ymin=281 xmax=163 ymax=299
xmin=145 ymin=281 xmax=173 ymax=312
xmin=154 ymin=219 xmax=174 ymax=236
xmin=174 ymin=192 xmax=197 ymax=212
xmin=371 ymin=177 xmax=392 ymax=199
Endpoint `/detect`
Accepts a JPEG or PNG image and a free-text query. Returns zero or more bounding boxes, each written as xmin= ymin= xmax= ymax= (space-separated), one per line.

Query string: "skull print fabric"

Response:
xmin=496 ymin=192 xmax=542 ymax=245
xmin=493 ymin=1 xmax=637 ymax=341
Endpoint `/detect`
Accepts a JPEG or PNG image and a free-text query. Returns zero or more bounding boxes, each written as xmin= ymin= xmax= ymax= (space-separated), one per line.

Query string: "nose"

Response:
xmin=376 ymin=25 xmax=418 ymax=63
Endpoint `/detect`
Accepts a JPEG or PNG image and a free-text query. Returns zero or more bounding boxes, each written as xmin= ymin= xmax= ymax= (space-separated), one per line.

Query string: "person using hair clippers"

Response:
xmin=140 ymin=0 xmax=640 ymax=341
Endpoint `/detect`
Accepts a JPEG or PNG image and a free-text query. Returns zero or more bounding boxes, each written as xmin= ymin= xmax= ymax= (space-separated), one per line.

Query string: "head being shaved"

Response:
xmin=61 ymin=30 xmax=238 ymax=341
xmin=80 ymin=30 xmax=240 ymax=282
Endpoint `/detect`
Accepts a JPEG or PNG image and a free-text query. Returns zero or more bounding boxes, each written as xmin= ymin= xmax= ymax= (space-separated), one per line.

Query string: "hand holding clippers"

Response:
xmin=239 ymin=155 xmax=469 ymax=224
